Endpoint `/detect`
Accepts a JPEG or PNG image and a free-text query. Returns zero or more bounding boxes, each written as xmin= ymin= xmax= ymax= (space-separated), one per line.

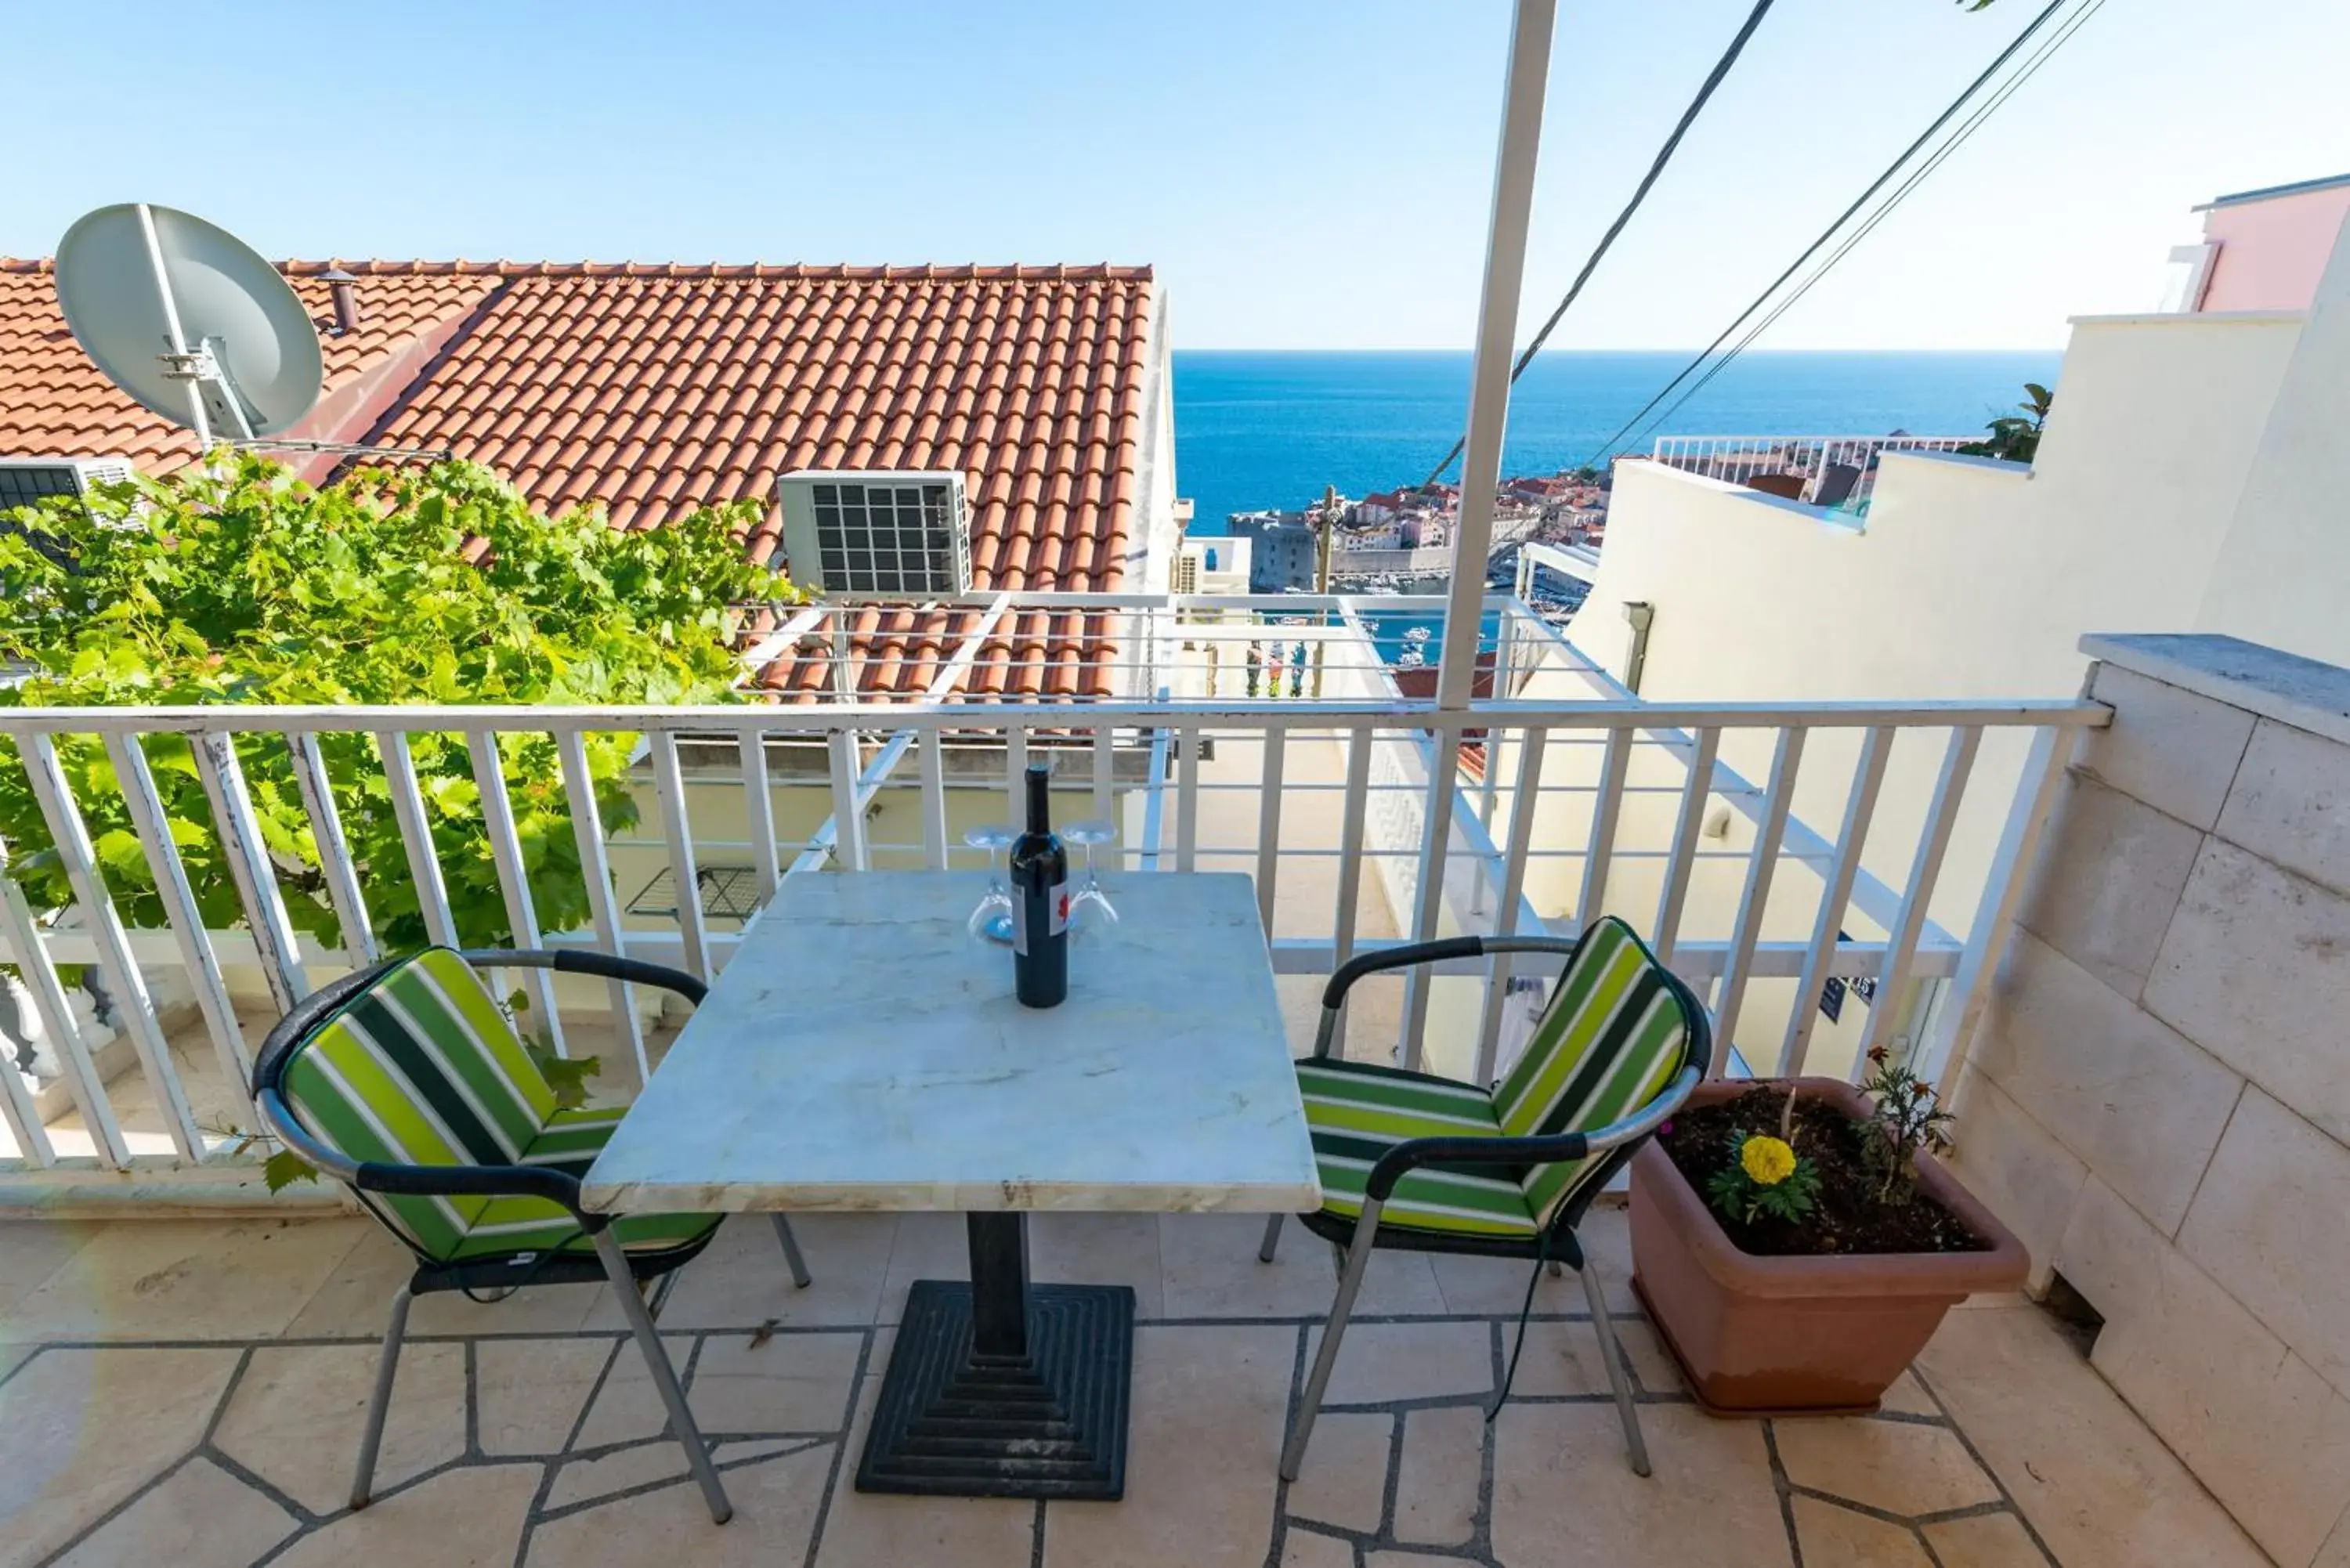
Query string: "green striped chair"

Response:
xmin=254 ymin=945 xmax=811 ymax=1526
xmin=1262 ymin=916 xmax=1706 ymax=1482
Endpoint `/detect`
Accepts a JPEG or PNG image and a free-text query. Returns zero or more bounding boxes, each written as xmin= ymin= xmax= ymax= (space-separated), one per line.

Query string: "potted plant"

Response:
xmin=1629 ymin=1046 xmax=2027 ymax=1415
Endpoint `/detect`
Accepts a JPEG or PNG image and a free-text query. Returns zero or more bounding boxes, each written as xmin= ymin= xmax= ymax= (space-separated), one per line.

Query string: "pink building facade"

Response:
xmin=2184 ymin=173 xmax=2350 ymax=312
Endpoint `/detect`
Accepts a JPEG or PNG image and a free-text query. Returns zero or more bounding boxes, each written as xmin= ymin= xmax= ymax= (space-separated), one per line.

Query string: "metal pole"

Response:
xmin=1313 ymin=484 xmax=1337 ymax=699
xmin=966 ymin=1213 xmax=1032 ymax=1359
xmin=135 ymin=204 xmax=212 ymax=453
xmin=1434 ymin=0 xmax=1556 ymax=714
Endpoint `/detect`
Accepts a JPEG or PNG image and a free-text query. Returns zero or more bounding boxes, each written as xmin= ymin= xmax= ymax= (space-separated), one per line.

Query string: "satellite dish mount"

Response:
xmin=135 ymin=204 xmax=255 ymax=447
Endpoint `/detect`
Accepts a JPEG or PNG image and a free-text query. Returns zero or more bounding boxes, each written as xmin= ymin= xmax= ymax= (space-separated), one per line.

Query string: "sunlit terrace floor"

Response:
xmin=0 ymin=1204 xmax=2274 ymax=1568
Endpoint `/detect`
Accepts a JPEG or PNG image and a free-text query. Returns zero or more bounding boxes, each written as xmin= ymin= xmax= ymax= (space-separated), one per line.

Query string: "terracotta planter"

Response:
xmin=1629 ymin=1076 xmax=2027 ymax=1417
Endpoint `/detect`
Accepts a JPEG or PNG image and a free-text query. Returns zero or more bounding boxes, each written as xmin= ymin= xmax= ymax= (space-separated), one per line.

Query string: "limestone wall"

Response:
xmin=1951 ymin=631 xmax=2350 ymax=1568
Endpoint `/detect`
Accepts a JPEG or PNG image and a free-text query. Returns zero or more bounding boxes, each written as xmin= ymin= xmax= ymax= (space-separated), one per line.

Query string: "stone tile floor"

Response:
xmin=0 ymin=1205 xmax=2274 ymax=1568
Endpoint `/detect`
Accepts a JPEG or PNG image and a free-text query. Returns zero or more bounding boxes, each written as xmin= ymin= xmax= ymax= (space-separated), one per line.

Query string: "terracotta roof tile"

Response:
xmin=0 ymin=258 xmax=497 ymax=469
xmin=0 ymin=258 xmax=1155 ymax=702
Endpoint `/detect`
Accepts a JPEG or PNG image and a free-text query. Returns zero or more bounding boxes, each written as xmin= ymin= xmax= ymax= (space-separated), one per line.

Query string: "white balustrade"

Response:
xmin=1647 ymin=433 xmax=1977 ymax=508
xmin=0 ymin=592 xmax=2105 ymax=1179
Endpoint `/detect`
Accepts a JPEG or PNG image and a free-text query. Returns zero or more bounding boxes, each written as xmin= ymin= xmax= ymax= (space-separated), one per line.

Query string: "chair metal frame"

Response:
xmin=254 ymin=945 xmax=812 ymax=1526
xmin=1262 ymin=929 xmax=1707 ymax=1483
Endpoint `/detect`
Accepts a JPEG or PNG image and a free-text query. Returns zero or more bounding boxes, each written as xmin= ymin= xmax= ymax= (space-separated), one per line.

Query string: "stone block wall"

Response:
xmin=1950 ymin=632 xmax=2350 ymax=1568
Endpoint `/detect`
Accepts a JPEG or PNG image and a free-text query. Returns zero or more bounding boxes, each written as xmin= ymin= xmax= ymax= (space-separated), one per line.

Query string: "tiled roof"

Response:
xmin=0 ymin=258 xmax=1161 ymax=703
xmin=0 ymin=259 xmax=497 ymax=468
xmin=754 ymin=603 xmax=1118 ymax=706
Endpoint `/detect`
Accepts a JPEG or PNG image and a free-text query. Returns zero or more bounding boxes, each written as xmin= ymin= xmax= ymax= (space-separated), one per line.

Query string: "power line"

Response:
xmin=1574 ymin=0 xmax=2073 ymax=471
xmin=1419 ymin=0 xmax=1781 ymax=490
xmin=1630 ymin=0 xmax=2105 ymax=442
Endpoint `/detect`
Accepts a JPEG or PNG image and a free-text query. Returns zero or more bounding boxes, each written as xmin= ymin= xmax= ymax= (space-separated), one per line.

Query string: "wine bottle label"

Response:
xmin=1011 ymin=882 xmax=1071 ymax=957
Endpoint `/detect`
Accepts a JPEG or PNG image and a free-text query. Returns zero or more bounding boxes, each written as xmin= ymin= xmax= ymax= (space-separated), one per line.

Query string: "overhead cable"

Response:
xmin=1419 ymin=0 xmax=1781 ymax=488
xmin=1628 ymin=0 xmax=2106 ymax=443
xmin=1574 ymin=0 xmax=2073 ymax=471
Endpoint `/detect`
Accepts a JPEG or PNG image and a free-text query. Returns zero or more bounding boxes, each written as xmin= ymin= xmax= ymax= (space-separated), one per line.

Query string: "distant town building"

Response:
xmin=1173 ymin=535 xmax=1253 ymax=595
xmin=1221 ymin=470 xmax=1607 ymax=592
xmin=1226 ymin=512 xmax=1319 ymax=591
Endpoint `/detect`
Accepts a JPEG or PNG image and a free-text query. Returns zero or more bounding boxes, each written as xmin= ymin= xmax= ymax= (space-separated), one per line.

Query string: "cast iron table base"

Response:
xmin=855 ymin=1212 xmax=1134 ymax=1499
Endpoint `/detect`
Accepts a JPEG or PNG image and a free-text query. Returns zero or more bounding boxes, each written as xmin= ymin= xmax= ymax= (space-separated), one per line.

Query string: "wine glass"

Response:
xmin=964 ymin=822 xmax=1017 ymax=945
xmin=1061 ymin=818 xmax=1119 ymax=935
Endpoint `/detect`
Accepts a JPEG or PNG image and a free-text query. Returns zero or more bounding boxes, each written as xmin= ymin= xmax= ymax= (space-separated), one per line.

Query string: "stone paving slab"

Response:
xmin=0 ymin=1210 xmax=2268 ymax=1567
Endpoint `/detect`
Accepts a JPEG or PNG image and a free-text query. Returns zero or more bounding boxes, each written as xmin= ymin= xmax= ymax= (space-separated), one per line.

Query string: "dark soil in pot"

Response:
xmin=1660 ymin=1085 xmax=1988 ymax=1258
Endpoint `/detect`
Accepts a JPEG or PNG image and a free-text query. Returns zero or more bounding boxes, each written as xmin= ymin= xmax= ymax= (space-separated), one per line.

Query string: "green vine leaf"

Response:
xmin=263 ymin=1148 xmax=320 ymax=1194
xmin=526 ymin=1044 xmax=602 ymax=1112
xmin=0 ymin=453 xmax=798 ymax=955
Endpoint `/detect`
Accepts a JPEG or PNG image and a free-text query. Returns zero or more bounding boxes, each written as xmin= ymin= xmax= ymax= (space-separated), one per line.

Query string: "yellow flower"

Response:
xmin=1740 ymin=1135 xmax=1798 ymax=1187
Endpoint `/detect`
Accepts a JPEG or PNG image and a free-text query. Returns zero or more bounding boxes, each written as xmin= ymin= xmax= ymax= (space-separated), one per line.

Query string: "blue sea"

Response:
xmin=1171 ymin=350 xmax=2060 ymax=532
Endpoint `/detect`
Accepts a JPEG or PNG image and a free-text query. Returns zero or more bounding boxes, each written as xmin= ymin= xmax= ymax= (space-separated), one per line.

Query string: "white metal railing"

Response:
xmin=727 ymin=589 xmax=1517 ymax=705
xmin=1647 ymin=434 xmax=1976 ymax=509
xmin=0 ymin=634 xmax=2104 ymax=1177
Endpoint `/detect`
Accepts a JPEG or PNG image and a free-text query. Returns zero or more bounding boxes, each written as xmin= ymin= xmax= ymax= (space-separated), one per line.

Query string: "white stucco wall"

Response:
xmin=1557 ymin=297 xmax=2322 ymax=1071
xmin=2196 ymin=214 xmax=2350 ymax=665
xmin=1544 ymin=234 xmax=2350 ymax=1072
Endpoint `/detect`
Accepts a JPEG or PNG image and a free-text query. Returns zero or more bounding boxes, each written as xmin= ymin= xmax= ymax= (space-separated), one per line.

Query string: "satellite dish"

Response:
xmin=54 ymin=203 xmax=322 ymax=450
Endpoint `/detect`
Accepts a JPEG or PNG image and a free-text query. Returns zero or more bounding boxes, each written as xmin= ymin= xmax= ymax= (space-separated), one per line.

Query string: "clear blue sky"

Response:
xmin=9 ymin=0 xmax=2346 ymax=349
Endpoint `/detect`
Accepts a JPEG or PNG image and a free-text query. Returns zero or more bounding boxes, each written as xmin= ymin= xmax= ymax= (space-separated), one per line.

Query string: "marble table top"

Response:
xmin=581 ymin=871 xmax=1322 ymax=1217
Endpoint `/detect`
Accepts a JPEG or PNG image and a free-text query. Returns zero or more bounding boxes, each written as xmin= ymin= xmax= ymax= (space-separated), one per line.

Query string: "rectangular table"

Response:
xmin=582 ymin=869 xmax=1321 ymax=1500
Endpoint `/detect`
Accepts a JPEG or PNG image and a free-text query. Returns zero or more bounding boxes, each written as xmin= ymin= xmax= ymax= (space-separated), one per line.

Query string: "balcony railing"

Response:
xmin=0 ymin=593 xmax=2103 ymax=1180
xmin=1647 ymin=433 xmax=1976 ymax=510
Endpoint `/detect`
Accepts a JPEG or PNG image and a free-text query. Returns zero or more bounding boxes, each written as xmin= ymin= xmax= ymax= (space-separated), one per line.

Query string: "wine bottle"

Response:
xmin=1008 ymin=761 xmax=1069 ymax=1008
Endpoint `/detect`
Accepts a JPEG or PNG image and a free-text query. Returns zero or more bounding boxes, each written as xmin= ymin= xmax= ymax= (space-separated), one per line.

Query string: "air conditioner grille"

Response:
xmin=0 ymin=457 xmax=136 ymax=511
xmin=780 ymin=471 xmax=971 ymax=596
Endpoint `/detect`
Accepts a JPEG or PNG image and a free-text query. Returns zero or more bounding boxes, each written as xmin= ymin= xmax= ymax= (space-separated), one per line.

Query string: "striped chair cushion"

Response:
xmin=1488 ymin=916 xmax=1694 ymax=1227
xmin=1297 ymin=1058 xmax=1538 ymax=1237
xmin=279 ymin=948 xmax=720 ymax=1263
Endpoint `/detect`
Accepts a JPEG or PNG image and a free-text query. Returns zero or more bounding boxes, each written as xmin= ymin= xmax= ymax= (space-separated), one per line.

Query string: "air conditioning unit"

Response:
xmin=0 ymin=456 xmax=136 ymax=512
xmin=777 ymin=470 xmax=971 ymax=596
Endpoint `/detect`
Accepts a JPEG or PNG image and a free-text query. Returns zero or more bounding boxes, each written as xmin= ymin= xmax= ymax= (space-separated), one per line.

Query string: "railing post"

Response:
xmin=1255 ymin=728 xmax=1286 ymax=936
xmin=920 ymin=729 xmax=950 ymax=870
xmin=1473 ymin=725 xmax=1548 ymax=1082
xmin=1709 ymin=728 xmax=1806 ymax=1075
xmin=19 ymin=733 xmax=204 ymax=1162
xmin=1004 ymin=724 xmax=1028 ymax=829
xmin=470 ymin=730 xmax=568 ymax=1053
xmin=1328 ymin=723 xmax=1374 ymax=1054
xmin=0 ymin=838 xmax=121 ymax=1165
xmin=1860 ymin=728 xmax=1983 ymax=1065
xmin=1653 ymin=728 xmax=1722 ymax=967
xmin=556 ymin=731 xmax=648 ymax=1083
xmin=1401 ymin=732 xmax=1462 ymax=1070
xmin=738 ymin=724 xmax=782 ymax=903
xmin=1781 ymin=727 xmax=1893 ymax=1078
xmin=195 ymin=732 xmax=313 ymax=1013
xmin=105 ymin=732 xmax=256 ymax=1125
xmin=1093 ymin=722 xmax=1116 ymax=824
xmin=647 ymin=732 xmax=708 ymax=989
xmin=1918 ymin=722 xmax=2070 ymax=1087
xmin=829 ymin=728 xmax=870 ymax=873
xmin=1175 ymin=723 xmax=1202 ymax=874
xmin=1577 ymin=728 xmax=1631 ymax=927
xmin=376 ymin=731 xmax=461 ymax=950
xmin=287 ymin=732 xmax=378 ymax=968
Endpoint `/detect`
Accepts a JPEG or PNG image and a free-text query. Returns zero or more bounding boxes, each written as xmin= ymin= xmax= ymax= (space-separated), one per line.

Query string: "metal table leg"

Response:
xmin=855 ymin=1212 xmax=1134 ymax=1499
